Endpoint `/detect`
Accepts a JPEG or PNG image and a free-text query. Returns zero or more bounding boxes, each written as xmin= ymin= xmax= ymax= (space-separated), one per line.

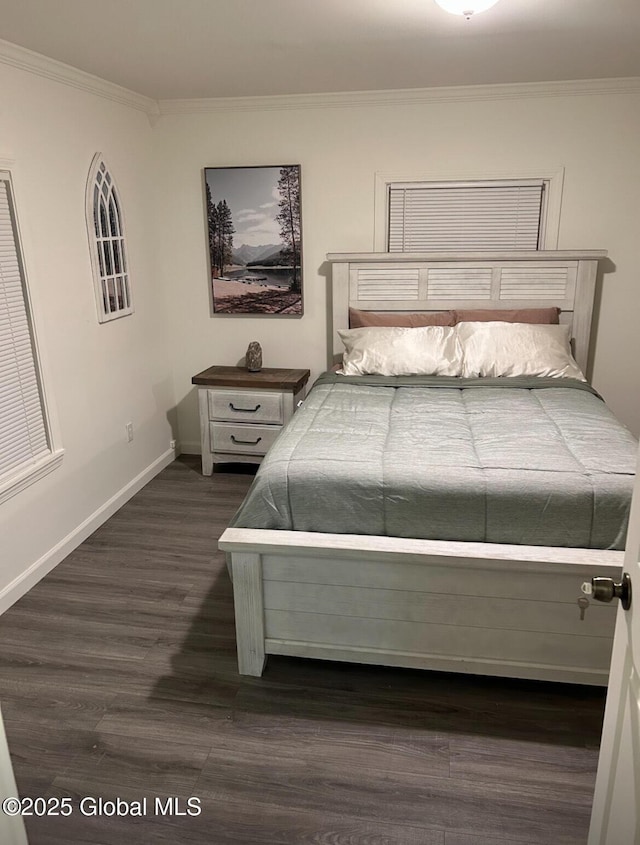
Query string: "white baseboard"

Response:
xmin=0 ymin=447 xmax=176 ymax=615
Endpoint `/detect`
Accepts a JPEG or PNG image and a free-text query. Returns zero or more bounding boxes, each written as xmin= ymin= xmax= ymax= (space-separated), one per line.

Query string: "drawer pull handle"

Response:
xmin=229 ymin=402 xmax=261 ymax=413
xmin=231 ymin=435 xmax=263 ymax=446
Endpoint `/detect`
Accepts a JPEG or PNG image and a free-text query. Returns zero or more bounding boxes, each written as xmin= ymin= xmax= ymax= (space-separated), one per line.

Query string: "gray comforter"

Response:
xmin=231 ymin=373 xmax=637 ymax=550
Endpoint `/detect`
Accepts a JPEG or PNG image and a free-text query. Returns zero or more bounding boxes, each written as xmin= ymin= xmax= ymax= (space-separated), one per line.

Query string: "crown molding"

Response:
xmin=0 ymin=38 xmax=159 ymax=118
xmin=159 ymin=76 xmax=640 ymax=116
xmin=1 ymin=36 xmax=637 ymax=121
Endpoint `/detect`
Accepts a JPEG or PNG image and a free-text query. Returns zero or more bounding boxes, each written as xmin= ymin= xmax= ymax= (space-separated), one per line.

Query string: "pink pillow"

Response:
xmin=349 ymin=308 xmax=454 ymax=329
xmin=453 ymin=307 xmax=560 ymax=325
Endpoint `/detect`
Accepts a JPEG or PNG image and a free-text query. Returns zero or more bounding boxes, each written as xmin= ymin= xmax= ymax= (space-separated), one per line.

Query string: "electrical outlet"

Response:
xmin=126 ymin=422 xmax=134 ymax=442
xmin=170 ymin=439 xmax=177 ymax=450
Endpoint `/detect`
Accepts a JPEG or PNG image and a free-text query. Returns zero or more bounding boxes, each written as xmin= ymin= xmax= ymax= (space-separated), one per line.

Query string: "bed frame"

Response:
xmin=219 ymin=250 xmax=625 ymax=686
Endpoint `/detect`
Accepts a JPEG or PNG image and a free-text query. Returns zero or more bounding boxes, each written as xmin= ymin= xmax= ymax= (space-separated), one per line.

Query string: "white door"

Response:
xmin=0 ymin=707 xmax=28 ymax=844
xmin=588 ymin=445 xmax=640 ymax=845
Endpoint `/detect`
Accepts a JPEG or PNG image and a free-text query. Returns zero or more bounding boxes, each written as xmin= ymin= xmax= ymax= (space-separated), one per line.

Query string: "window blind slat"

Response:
xmin=0 ymin=445 xmax=50 ymax=477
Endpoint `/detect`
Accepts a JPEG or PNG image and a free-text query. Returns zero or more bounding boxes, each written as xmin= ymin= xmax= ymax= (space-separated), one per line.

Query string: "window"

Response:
xmin=0 ymin=169 xmax=61 ymax=504
xmin=374 ymin=169 xmax=564 ymax=252
xmin=85 ymin=153 xmax=133 ymax=322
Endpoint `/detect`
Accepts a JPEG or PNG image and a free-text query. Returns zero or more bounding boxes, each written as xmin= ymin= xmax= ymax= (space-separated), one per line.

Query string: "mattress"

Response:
xmin=230 ymin=373 xmax=637 ymax=550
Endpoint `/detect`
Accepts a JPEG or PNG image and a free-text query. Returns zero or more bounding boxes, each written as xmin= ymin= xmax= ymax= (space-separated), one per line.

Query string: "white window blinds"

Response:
xmin=388 ymin=180 xmax=545 ymax=252
xmin=0 ymin=174 xmax=50 ymax=482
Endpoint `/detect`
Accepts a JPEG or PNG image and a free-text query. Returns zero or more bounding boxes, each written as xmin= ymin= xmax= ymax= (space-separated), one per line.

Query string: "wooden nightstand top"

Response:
xmin=192 ymin=365 xmax=310 ymax=392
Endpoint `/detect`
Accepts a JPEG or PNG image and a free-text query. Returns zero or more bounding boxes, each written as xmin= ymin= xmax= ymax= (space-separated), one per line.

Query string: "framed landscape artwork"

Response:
xmin=204 ymin=165 xmax=303 ymax=315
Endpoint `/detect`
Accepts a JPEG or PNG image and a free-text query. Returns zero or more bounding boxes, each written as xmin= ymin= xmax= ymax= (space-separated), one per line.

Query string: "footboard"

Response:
xmin=219 ymin=528 xmax=623 ymax=685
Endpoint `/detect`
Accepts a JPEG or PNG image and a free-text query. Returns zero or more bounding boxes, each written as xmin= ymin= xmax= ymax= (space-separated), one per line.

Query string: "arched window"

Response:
xmin=85 ymin=153 xmax=133 ymax=322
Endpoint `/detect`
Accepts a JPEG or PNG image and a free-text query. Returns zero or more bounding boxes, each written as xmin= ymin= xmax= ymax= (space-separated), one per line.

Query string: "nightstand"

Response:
xmin=191 ymin=365 xmax=310 ymax=475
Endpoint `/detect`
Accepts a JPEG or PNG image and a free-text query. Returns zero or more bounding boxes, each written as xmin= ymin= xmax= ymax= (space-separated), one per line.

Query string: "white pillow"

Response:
xmin=338 ymin=326 xmax=463 ymax=377
xmin=457 ymin=321 xmax=586 ymax=380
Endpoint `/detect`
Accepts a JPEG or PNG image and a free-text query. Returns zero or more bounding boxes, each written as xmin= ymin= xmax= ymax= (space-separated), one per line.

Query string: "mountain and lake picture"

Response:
xmin=205 ymin=165 xmax=302 ymax=315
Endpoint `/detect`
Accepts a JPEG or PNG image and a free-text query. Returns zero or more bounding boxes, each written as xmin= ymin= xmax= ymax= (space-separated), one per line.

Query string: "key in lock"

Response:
xmin=577 ymin=596 xmax=589 ymax=621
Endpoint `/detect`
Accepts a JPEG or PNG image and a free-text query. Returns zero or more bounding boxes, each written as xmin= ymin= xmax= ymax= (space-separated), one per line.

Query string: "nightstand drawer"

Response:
xmin=208 ymin=389 xmax=283 ymax=424
xmin=210 ymin=422 xmax=281 ymax=456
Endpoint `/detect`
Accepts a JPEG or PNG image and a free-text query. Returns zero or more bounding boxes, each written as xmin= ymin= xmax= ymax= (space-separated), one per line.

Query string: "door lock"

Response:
xmin=581 ymin=574 xmax=632 ymax=611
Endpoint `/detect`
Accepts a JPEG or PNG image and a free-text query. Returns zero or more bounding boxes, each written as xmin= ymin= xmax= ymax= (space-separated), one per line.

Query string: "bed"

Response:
xmin=219 ymin=251 xmax=636 ymax=685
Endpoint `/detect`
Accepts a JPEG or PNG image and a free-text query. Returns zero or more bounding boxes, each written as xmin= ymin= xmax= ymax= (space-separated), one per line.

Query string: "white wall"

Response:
xmin=0 ymin=62 xmax=176 ymax=608
xmin=156 ymin=89 xmax=640 ymax=447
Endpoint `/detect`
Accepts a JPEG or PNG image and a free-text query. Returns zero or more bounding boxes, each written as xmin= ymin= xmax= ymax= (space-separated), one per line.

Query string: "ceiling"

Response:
xmin=0 ymin=0 xmax=639 ymax=101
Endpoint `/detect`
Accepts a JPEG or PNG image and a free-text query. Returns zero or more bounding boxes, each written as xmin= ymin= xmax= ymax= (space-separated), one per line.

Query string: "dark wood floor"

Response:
xmin=0 ymin=456 xmax=605 ymax=845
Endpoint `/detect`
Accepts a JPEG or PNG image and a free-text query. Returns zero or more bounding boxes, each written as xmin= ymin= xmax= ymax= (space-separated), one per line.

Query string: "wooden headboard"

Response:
xmin=326 ymin=250 xmax=607 ymax=375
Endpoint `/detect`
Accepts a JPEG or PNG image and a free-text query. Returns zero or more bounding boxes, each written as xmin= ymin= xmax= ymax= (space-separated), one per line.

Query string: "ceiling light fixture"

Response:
xmin=434 ymin=0 xmax=500 ymax=19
